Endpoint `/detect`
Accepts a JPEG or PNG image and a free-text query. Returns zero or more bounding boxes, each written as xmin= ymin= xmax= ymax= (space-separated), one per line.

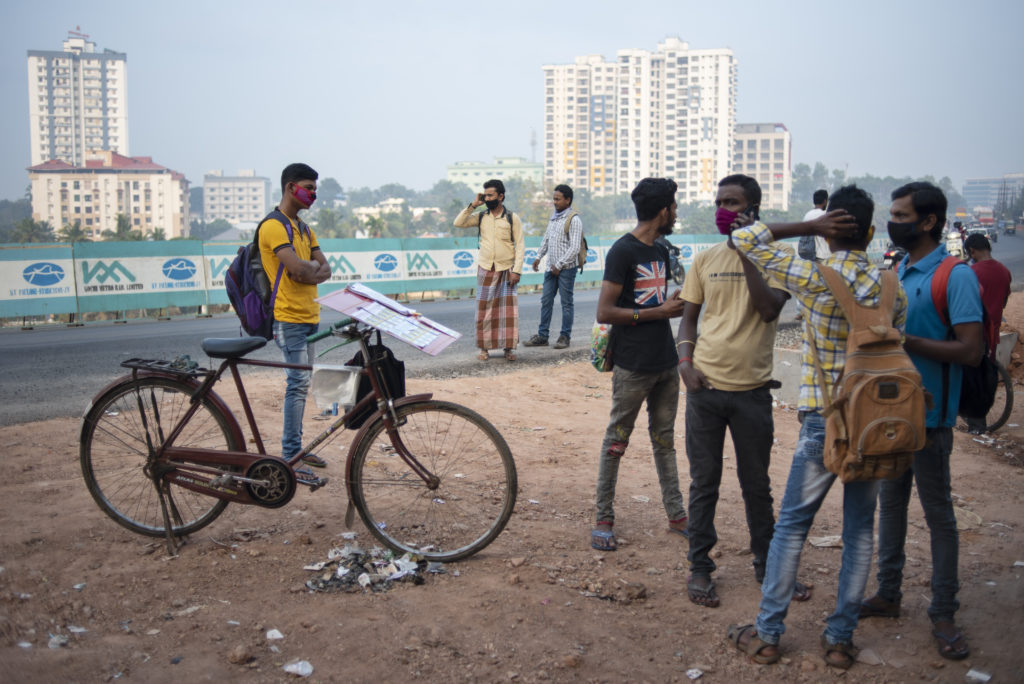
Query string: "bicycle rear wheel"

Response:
xmin=985 ymin=362 xmax=1014 ymax=433
xmin=80 ymin=376 xmax=241 ymax=537
xmin=349 ymin=400 xmax=517 ymax=562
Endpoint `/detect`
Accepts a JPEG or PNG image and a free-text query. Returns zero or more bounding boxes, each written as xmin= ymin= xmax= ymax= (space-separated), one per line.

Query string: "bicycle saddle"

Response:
xmin=201 ymin=337 xmax=268 ymax=359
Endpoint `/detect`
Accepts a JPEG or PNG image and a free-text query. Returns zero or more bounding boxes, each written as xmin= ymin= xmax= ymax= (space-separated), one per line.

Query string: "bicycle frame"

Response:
xmin=125 ymin=324 xmax=435 ymax=509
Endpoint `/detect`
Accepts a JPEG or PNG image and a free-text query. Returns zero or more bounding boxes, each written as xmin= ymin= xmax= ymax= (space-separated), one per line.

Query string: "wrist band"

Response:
xmin=676 ymin=339 xmax=694 ymax=348
xmin=632 ymin=308 xmax=639 ymax=325
xmin=678 ymin=356 xmax=692 ymax=365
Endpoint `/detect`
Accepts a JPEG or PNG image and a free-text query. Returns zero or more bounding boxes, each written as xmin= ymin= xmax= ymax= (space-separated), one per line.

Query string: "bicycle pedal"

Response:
xmin=297 ymin=475 xmax=329 ymax=491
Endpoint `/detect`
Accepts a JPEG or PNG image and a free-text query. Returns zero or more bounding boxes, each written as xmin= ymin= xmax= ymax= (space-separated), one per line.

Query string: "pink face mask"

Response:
xmin=715 ymin=207 xmax=739 ymax=235
xmin=292 ymin=185 xmax=316 ymax=208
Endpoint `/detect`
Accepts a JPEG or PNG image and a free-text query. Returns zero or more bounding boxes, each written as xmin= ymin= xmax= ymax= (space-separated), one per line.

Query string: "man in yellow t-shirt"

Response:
xmin=677 ymin=174 xmax=809 ymax=608
xmin=258 ymin=163 xmax=331 ymax=477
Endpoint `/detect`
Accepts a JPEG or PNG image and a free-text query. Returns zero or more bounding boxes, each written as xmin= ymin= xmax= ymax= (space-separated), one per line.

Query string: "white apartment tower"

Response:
xmin=543 ymin=38 xmax=736 ymax=202
xmin=733 ymin=123 xmax=792 ymax=212
xmin=27 ymin=31 xmax=129 ymax=167
xmin=203 ymin=170 xmax=272 ymax=223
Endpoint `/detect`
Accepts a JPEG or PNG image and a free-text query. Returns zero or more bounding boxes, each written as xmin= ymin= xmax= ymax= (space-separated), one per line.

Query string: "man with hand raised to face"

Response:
xmin=258 ymin=163 xmax=332 ymax=483
xmin=677 ymin=174 xmax=810 ymax=608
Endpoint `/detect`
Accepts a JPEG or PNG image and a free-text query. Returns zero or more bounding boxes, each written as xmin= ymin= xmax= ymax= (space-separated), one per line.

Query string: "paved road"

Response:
xmin=0 ymin=286 xmax=602 ymax=426
xmin=6 ymin=233 xmax=1024 ymax=427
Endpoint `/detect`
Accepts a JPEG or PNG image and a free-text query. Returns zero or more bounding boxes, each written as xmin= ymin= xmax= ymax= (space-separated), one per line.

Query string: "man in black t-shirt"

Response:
xmin=591 ymin=178 xmax=687 ymax=552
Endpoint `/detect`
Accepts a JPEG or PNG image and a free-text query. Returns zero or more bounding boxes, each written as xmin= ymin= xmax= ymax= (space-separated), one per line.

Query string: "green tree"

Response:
xmin=313 ymin=206 xmax=342 ymax=237
xmin=57 ymin=220 xmax=91 ymax=243
xmin=204 ymin=218 xmax=234 ymax=239
xmin=317 ymin=177 xmax=343 ymax=205
xmin=10 ymin=218 xmax=55 ymax=243
xmin=0 ymin=198 xmax=32 ymax=242
xmin=102 ymin=214 xmax=144 ymax=241
xmin=150 ymin=227 xmax=167 ymax=241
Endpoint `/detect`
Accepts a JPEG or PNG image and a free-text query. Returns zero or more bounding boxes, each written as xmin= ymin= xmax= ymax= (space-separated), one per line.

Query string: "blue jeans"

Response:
xmin=274 ymin=321 xmax=318 ymax=458
xmin=537 ymin=267 xmax=577 ymax=340
xmin=875 ymin=427 xmax=959 ymax=623
xmin=595 ymin=365 xmax=685 ymax=524
xmin=756 ymin=413 xmax=879 ymax=646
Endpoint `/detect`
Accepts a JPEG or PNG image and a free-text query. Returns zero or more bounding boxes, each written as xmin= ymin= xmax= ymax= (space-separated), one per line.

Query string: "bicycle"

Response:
xmin=981 ymin=360 xmax=1014 ymax=433
xmin=79 ymin=319 xmax=518 ymax=562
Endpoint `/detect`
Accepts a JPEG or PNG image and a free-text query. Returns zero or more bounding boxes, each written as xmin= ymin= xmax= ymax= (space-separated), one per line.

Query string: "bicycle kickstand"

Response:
xmin=155 ymin=481 xmax=183 ymax=556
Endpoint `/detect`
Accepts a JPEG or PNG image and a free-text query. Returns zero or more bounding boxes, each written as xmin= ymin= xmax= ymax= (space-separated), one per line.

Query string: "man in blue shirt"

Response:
xmin=860 ymin=182 xmax=983 ymax=662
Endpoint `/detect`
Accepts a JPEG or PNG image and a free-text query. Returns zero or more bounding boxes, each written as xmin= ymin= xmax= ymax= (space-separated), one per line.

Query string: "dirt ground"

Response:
xmin=3 ymin=298 xmax=1024 ymax=684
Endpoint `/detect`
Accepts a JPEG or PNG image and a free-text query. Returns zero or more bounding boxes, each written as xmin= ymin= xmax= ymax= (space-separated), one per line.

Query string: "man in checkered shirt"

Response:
xmin=725 ymin=185 xmax=908 ymax=671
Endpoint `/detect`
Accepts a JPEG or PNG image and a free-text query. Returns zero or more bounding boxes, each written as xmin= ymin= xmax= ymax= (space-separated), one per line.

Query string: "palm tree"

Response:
xmin=149 ymin=227 xmax=167 ymax=241
xmin=57 ymin=220 xmax=91 ymax=243
xmin=11 ymin=218 xmax=55 ymax=243
xmin=102 ymin=213 xmax=144 ymax=241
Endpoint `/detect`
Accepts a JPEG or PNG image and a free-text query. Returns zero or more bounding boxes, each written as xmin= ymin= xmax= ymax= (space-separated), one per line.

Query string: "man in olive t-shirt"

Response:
xmin=676 ymin=174 xmax=808 ymax=608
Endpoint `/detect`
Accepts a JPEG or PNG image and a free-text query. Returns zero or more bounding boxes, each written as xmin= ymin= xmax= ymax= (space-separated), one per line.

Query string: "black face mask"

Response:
xmin=887 ymin=220 xmax=921 ymax=250
xmin=484 ymin=199 xmax=501 ymax=211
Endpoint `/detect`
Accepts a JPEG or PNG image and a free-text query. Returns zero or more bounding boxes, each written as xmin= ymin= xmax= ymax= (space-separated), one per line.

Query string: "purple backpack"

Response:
xmin=225 ymin=210 xmax=302 ymax=339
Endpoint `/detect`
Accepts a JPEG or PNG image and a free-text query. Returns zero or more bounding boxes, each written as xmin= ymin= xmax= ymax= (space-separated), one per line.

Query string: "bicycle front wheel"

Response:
xmin=80 ymin=376 xmax=241 ymax=538
xmin=349 ymin=400 xmax=517 ymax=562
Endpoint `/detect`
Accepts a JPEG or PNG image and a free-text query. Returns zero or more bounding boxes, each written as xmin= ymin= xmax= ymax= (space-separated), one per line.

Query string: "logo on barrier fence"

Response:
xmin=453 ymin=251 xmax=474 ymax=269
xmin=162 ymin=258 xmax=197 ymax=281
xmin=373 ymin=253 xmax=398 ymax=272
xmin=326 ymin=254 xmax=356 ymax=275
xmin=81 ymin=260 xmax=136 ymax=284
xmin=209 ymin=257 xmax=231 ymax=279
xmin=585 ymin=248 xmax=598 ymax=264
xmin=406 ymin=252 xmax=438 ymax=270
xmin=23 ymin=262 xmax=65 ymax=286
xmin=524 ymin=249 xmax=539 ymax=264
xmin=679 ymin=245 xmax=693 ymax=259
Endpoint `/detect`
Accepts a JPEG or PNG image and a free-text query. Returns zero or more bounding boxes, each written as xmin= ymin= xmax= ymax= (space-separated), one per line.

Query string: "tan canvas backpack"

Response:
xmin=808 ymin=265 xmax=927 ymax=483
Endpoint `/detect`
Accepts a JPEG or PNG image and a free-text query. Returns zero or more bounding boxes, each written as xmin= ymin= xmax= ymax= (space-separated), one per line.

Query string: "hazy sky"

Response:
xmin=1 ymin=0 xmax=1021 ymax=201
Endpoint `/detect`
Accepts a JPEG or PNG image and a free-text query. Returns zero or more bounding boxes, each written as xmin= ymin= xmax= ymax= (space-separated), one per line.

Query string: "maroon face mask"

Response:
xmin=715 ymin=207 xmax=739 ymax=235
xmin=292 ymin=185 xmax=316 ymax=208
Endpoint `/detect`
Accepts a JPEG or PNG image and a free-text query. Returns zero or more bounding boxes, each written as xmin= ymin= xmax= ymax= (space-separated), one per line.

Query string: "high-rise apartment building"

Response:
xmin=962 ymin=173 xmax=1024 ymax=210
xmin=28 ymin=150 xmax=189 ymax=239
xmin=203 ymin=170 xmax=271 ymax=223
xmin=543 ymin=37 xmax=736 ymax=202
xmin=27 ymin=31 xmax=129 ymax=167
xmin=733 ymin=123 xmax=792 ymax=212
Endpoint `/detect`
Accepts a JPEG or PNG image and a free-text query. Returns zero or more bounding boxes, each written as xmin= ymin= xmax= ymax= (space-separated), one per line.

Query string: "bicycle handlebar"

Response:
xmin=306 ymin=317 xmax=356 ymax=343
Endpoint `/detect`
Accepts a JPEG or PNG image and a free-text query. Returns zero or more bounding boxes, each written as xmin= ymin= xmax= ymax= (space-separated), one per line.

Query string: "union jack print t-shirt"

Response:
xmin=603 ymin=233 xmax=677 ymax=373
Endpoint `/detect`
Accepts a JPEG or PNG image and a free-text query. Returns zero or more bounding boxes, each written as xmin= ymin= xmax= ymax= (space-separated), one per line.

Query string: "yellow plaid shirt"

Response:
xmin=732 ymin=224 xmax=908 ymax=412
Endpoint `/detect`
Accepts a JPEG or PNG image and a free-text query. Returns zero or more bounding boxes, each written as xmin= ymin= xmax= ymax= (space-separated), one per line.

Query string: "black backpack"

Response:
xmin=225 ymin=210 xmax=302 ymax=339
xmin=344 ymin=331 xmax=407 ymax=429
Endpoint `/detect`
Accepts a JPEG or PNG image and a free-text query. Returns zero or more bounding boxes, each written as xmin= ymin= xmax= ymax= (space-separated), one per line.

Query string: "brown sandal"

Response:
xmin=477 ymin=350 xmax=489 ymax=361
xmin=503 ymin=349 xmax=517 ymax=362
xmin=821 ymin=635 xmax=858 ymax=669
xmin=726 ymin=624 xmax=779 ymax=664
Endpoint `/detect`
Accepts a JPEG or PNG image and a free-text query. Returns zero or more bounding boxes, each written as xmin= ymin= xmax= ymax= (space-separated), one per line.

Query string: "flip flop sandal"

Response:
xmin=932 ymin=628 xmax=970 ymax=660
xmin=668 ymin=517 xmax=689 ymax=537
xmin=820 ymin=635 xmax=858 ymax=670
xmin=687 ymin=575 xmax=720 ymax=608
xmin=302 ymin=453 xmax=327 ymax=468
xmin=726 ymin=624 xmax=779 ymax=665
xmin=477 ymin=350 xmax=490 ymax=361
xmin=793 ymin=580 xmax=813 ymax=602
xmin=590 ymin=527 xmax=617 ymax=551
xmin=504 ymin=349 xmax=517 ymax=362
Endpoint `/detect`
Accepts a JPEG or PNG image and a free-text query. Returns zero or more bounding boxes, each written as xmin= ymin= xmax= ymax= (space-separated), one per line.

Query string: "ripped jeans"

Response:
xmin=595 ymin=365 xmax=685 ymax=525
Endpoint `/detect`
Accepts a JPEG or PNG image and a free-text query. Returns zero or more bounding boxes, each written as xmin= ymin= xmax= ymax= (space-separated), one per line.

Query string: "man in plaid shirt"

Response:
xmin=725 ymin=185 xmax=908 ymax=670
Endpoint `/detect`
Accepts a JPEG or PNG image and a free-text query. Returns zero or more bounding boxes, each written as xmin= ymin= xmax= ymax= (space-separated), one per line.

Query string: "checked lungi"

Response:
xmin=476 ymin=266 xmax=519 ymax=350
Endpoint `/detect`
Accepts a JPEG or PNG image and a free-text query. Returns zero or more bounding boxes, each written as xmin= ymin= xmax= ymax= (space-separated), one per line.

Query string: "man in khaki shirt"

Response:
xmin=677 ymin=174 xmax=810 ymax=608
xmin=453 ymin=179 xmax=525 ymax=361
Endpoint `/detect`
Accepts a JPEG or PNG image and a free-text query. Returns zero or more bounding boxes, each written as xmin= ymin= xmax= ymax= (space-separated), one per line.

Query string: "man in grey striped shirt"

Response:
xmin=524 ymin=184 xmax=583 ymax=349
